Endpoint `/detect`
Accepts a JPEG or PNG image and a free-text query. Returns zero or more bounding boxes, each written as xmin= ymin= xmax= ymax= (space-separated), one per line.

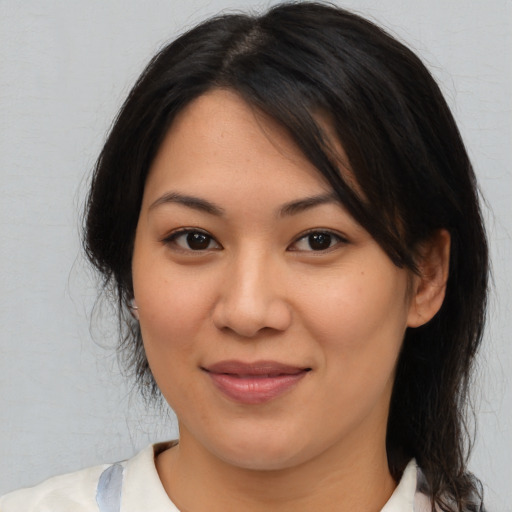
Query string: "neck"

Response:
xmin=156 ymin=430 xmax=396 ymax=512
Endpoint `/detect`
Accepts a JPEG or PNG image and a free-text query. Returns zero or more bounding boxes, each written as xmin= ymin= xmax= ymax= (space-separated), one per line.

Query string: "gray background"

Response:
xmin=1 ymin=0 xmax=510 ymax=510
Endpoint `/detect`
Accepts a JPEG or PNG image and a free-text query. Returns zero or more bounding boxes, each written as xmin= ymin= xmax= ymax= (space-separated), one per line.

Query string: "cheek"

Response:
xmin=300 ymin=268 xmax=408 ymax=341
xmin=137 ymin=271 xmax=214 ymax=348
xmin=298 ymin=272 xmax=408 ymax=429
xmin=295 ymin=265 xmax=410 ymax=389
xmin=135 ymin=272 xmax=209 ymax=408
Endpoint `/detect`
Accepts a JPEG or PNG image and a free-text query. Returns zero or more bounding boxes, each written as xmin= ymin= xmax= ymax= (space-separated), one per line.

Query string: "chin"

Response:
xmin=221 ymin=451 xmax=300 ymax=472
xmin=211 ymin=433 xmax=312 ymax=472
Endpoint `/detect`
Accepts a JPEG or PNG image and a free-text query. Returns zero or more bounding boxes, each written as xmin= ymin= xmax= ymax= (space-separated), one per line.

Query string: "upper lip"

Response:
xmin=202 ymin=360 xmax=310 ymax=377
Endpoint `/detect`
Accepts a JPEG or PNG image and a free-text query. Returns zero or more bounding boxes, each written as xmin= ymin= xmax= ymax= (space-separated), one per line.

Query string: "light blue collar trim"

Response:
xmin=96 ymin=463 xmax=125 ymax=512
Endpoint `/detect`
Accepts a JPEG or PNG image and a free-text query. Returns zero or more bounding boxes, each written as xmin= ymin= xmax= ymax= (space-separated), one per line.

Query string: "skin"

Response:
xmin=131 ymin=89 xmax=449 ymax=512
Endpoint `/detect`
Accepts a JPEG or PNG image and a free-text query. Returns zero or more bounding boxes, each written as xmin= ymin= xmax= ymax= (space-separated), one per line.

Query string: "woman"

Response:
xmin=0 ymin=2 xmax=488 ymax=511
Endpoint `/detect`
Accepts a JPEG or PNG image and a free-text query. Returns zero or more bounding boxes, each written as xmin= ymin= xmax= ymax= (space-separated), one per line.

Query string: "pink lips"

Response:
xmin=202 ymin=360 xmax=310 ymax=404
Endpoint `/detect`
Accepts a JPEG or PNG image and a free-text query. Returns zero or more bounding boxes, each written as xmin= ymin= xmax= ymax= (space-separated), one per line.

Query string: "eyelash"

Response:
xmin=162 ymin=228 xmax=348 ymax=253
xmin=162 ymin=228 xmax=222 ymax=252
xmin=289 ymin=229 xmax=348 ymax=252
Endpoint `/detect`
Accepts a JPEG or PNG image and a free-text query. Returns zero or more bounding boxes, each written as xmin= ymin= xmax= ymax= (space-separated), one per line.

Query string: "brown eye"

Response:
xmin=165 ymin=229 xmax=221 ymax=251
xmin=186 ymin=232 xmax=211 ymax=250
xmin=289 ymin=230 xmax=346 ymax=252
xmin=307 ymin=233 xmax=333 ymax=251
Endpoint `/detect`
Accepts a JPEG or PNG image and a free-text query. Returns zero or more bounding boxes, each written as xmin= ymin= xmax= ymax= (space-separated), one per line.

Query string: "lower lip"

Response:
xmin=206 ymin=371 xmax=308 ymax=404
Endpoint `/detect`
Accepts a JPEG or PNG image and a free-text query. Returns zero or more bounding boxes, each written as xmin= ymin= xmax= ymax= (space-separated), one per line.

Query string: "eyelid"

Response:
xmin=288 ymin=229 xmax=349 ymax=252
xmin=161 ymin=227 xmax=222 ymax=251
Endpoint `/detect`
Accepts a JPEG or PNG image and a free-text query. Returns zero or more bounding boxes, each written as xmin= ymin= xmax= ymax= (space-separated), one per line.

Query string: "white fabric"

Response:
xmin=0 ymin=443 xmax=424 ymax=511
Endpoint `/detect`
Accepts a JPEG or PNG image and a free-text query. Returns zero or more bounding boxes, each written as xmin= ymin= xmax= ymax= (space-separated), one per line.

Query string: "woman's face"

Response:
xmin=132 ymin=89 xmax=418 ymax=471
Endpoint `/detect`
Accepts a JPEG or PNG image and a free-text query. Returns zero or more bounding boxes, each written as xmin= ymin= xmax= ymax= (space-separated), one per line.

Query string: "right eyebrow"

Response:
xmin=148 ymin=192 xmax=225 ymax=216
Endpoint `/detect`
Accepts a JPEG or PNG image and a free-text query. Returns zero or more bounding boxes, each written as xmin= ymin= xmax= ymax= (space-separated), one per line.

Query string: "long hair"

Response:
xmin=84 ymin=3 xmax=488 ymax=510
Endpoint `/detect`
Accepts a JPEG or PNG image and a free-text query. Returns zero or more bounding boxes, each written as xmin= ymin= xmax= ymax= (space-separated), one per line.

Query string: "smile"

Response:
xmin=202 ymin=360 xmax=311 ymax=405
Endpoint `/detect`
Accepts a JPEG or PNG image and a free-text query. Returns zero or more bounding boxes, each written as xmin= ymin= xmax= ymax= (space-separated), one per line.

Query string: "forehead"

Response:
xmin=143 ymin=89 xmax=338 ymax=204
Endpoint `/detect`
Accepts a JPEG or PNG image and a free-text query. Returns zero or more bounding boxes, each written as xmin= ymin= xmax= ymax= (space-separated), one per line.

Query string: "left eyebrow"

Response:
xmin=279 ymin=193 xmax=340 ymax=217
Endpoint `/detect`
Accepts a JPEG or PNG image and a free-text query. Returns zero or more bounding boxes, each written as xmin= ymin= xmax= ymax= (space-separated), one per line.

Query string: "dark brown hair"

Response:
xmin=84 ymin=3 xmax=488 ymax=510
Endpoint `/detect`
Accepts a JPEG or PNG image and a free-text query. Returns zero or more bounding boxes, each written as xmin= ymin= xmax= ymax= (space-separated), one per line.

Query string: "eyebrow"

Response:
xmin=279 ymin=192 xmax=339 ymax=216
xmin=149 ymin=192 xmax=225 ymax=216
xmin=148 ymin=191 xmax=339 ymax=217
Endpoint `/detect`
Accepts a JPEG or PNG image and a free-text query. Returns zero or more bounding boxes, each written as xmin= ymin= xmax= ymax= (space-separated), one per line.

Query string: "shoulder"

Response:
xmin=0 ymin=463 xmax=109 ymax=512
xmin=0 ymin=442 xmax=176 ymax=512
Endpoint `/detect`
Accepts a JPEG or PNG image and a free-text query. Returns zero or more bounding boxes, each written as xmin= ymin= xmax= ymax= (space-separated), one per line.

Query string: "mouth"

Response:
xmin=201 ymin=360 xmax=311 ymax=404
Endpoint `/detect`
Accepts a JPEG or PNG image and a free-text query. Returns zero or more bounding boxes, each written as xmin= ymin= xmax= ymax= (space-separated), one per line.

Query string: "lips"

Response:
xmin=202 ymin=360 xmax=310 ymax=404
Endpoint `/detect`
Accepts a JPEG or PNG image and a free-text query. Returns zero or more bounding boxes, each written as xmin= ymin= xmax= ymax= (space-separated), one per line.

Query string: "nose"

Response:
xmin=212 ymin=251 xmax=292 ymax=338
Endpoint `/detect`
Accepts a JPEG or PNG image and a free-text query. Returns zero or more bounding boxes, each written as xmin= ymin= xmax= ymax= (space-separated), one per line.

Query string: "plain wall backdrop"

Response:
xmin=1 ymin=0 xmax=510 ymax=509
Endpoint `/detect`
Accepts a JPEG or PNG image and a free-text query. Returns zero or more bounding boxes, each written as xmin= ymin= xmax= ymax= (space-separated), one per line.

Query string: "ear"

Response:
xmin=407 ymin=229 xmax=451 ymax=328
xmin=129 ymin=299 xmax=140 ymax=320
